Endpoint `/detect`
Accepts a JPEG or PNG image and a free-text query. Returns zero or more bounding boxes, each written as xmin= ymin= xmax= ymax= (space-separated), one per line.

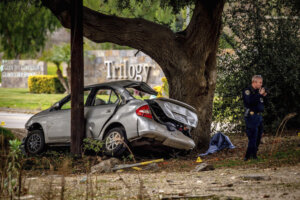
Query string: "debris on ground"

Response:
xmin=240 ymin=174 xmax=271 ymax=181
xmin=90 ymin=157 xmax=120 ymax=173
xmin=160 ymin=194 xmax=216 ymax=200
xmin=79 ymin=176 xmax=87 ymax=183
xmin=192 ymin=163 xmax=215 ymax=172
xmin=206 ymin=188 xmax=235 ymax=192
xmin=16 ymin=195 xmax=36 ymax=200
xmin=143 ymin=163 xmax=160 ymax=171
xmin=112 ymin=158 xmax=164 ymax=171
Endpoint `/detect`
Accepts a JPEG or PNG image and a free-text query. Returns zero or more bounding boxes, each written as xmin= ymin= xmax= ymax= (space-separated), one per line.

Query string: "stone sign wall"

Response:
xmin=84 ymin=50 xmax=165 ymax=87
xmin=0 ymin=50 xmax=165 ymax=89
xmin=1 ymin=60 xmax=47 ymax=88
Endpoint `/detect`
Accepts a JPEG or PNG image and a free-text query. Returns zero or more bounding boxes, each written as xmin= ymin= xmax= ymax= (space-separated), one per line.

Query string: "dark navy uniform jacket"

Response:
xmin=242 ymin=86 xmax=264 ymax=114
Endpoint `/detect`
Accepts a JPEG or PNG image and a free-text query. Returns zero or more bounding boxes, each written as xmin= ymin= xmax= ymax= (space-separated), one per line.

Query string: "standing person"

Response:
xmin=242 ymin=75 xmax=267 ymax=161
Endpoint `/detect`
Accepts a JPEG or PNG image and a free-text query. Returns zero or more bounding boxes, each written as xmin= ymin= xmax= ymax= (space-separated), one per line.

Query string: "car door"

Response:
xmin=46 ymin=89 xmax=91 ymax=143
xmin=85 ymin=87 xmax=120 ymax=139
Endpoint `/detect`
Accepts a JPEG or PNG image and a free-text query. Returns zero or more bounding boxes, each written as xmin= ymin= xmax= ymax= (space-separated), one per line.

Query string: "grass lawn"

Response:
xmin=0 ymin=88 xmax=66 ymax=111
xmin=0 ymin=62 xmax=63 ymax=111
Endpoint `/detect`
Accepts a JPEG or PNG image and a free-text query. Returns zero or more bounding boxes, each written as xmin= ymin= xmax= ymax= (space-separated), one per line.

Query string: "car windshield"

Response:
xmin=125 ymin=87 xmax=152 ymax=100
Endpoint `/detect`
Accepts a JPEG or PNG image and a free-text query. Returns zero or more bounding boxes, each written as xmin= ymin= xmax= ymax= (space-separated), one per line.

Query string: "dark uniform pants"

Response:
xmin=244 ymin=114 xmax=263 ymax=158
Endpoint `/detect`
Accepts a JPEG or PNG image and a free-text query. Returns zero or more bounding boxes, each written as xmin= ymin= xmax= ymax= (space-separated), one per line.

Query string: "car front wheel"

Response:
xmin=104 ymin=127 xmax=127 ymax=157
xmin=25 ymin=130 xmax=45 ymax=155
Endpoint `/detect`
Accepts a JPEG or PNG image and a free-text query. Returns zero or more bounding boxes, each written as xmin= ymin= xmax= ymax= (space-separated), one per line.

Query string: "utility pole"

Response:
xmin=70 ymin=0 xmax=84 ymax=155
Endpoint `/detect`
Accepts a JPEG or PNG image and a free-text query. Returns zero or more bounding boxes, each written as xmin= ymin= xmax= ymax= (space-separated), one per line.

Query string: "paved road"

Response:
xmin=0 ymin=112 xmax=33 ymax=129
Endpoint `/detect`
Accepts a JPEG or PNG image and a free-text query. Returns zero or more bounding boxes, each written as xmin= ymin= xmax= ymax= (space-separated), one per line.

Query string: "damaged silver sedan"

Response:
xmin=24 ymin=80 xmax=197 ymax=156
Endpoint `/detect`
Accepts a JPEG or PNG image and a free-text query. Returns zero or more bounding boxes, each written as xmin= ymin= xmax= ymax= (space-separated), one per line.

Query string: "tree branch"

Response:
xmin=41 ymin=0 xmax=184 ymax=73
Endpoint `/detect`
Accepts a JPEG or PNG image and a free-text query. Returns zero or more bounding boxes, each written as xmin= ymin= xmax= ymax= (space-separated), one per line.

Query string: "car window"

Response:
xmin=126 ymin=87 xmax=151 ymax=100
xmin=109 ymin=90 xmax=119 ymax=104
xmin=60 ymin=90 xmax=91 ymax=110
xmin=93 ymin=89 xmax=119 ymax=106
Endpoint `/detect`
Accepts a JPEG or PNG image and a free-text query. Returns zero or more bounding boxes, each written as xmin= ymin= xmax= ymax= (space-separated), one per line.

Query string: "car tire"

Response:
xmin=25 ymin=130 xmax=45 ymax=155
xmin=103 ymin=127 xmax=127 ymax=157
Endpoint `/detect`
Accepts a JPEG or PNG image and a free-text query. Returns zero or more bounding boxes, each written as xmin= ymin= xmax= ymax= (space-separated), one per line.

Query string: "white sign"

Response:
xmin=1 ymin=60 xmax=45 ymax=78
xmin=105 ymin=60 xmax=153 ymax=82
xmin=1 ymin=60 xmax=47 ymax=88
xmin=2 ymin=72 xmax=39 ymax=78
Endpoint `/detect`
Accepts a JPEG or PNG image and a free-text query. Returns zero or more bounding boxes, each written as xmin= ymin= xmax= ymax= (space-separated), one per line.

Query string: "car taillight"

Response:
xmin=136 ymin=105 xmax=152 ymax=119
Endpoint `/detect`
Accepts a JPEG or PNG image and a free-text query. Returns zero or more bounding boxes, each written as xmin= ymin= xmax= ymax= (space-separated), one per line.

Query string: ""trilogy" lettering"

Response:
xmin=105 ymin=60 xmax=152 ymax=82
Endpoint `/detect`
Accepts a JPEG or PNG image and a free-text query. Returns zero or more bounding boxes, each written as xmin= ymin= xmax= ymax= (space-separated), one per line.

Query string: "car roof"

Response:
xmin=84 ymin=80 xmax=158 ymax=97
xmin=85 ymin=80 xmax=143 ymax=89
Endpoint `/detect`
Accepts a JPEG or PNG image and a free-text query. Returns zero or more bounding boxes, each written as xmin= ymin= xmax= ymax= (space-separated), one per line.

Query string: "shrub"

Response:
xmin=28 ymin=75 xmax=66 ymax=94
xmin=215 ymin=0 xmax=300 ymax=132
xmin=0 ymin=126 xmax=15 ymax=140
xmin=0 ymin=126 xmax=15 ymax=151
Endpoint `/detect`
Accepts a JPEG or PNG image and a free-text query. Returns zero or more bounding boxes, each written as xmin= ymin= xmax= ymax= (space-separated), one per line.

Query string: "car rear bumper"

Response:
xmin=136 ymin=117 xmax=196 ymax=150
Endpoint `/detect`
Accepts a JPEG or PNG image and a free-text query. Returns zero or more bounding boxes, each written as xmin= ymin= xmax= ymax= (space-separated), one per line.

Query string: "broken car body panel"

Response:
xmin=25 ymin=80 xmax=197 ymax=154
xmin=152 ymin=98 xmax=198 ymax=128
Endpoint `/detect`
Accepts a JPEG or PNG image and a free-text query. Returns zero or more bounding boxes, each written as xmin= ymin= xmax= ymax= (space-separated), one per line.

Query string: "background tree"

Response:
xmin=215 ymin=0 xmax=300 ymax=132
xmin=60 ymin=44 xmax=71 ymax=91
xmin=42 ymin=44 xmax=70 ymax=93
xmin=42 ymin=0 xmax=226 ymax=148
xmin=0 ymin=0 xmax=60 ymax=59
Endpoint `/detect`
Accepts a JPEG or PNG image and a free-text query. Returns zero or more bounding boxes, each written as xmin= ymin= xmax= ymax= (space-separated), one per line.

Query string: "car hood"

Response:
xmin=32 ymin=108 xmax=50 ymax=118
xmin=152 ymin=98 xmax=198 ymax=128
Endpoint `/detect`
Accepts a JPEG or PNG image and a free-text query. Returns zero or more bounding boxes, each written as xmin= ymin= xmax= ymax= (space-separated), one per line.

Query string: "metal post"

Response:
xmin=70 ymin=0 xmax=84 ymax=155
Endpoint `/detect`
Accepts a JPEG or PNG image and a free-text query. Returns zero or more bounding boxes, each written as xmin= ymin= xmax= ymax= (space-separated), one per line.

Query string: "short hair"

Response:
xmin=252 ymin=75 xmax=263 ymax=82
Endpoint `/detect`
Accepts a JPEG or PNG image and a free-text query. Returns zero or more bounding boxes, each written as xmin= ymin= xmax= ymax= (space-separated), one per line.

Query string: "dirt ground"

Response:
xmin=4 ymin=129 xmax=300 ymax=199
xmin=8 ymin=128 xmax=27 ymax=140
xmin=22 ymin=164 xmax=300 ymax=200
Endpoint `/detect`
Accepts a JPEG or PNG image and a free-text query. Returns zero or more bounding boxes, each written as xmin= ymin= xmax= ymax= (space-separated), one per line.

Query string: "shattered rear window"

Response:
xmin=125 ymin=87 xmax=152 ymax=100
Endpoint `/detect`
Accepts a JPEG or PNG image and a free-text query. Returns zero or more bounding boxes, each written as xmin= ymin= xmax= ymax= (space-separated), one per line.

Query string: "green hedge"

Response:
xmin=28 ymin=75 xmax=66 ymax=94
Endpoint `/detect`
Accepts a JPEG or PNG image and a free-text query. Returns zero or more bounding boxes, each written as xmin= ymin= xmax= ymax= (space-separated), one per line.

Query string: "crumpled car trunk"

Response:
xmin=124 ymin=81 xmax=158 ymax=95
xmin=146 ymin=97 xmax=198 ymax=136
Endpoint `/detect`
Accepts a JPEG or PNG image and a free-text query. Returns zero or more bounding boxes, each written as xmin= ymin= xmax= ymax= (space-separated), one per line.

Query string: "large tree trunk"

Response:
xmin=168 ymin=68 xmax=216 ymax=148
xmin=166 ymin=52 xmax=219 ymax=147
xmin=42 ymin=0 xmax=225 ymax=148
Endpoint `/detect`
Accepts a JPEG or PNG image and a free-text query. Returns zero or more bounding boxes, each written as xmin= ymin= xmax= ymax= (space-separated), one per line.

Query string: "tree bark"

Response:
xmin=70 ymin=0 xmax=84 ymax=156
xmin=56 ymin=65 xmax=70 ymax=94
xmin=66 ymin=63 xmax=71 ymax=92
xmin=42 ymin=0 xmax=225 ymax=148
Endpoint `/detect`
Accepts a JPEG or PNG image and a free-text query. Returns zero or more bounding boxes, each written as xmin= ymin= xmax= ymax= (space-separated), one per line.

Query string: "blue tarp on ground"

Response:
xmin=199 ymin=132 xmax=235 ymax=156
